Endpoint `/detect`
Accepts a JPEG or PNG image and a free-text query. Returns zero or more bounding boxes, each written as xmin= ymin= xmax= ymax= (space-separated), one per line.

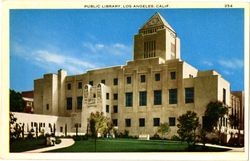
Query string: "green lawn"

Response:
xmin=49 ymin=138 xmax=230 ymax=152
xmin=10 ymin=138 xmax=47 ymax=152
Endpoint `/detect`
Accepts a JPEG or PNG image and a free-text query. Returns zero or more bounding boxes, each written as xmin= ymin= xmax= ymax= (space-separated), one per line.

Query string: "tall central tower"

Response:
xmin=133 ymin=12 xmax=180 ymax=61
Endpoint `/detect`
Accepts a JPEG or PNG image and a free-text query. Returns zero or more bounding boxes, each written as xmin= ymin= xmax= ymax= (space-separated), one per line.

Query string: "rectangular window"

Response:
xmin=67 ymin=83 xmax=71 ymax=90
xmin=46 ymin=104 xmax=49 ymax=110
xmin=223 ymin=88 xmax=226 ymax=104
xmin=77 ymin=96 xmax=83 ymax=110
xmin=101 ymin=79 xmax=105 ymax=84
xmin=169 ymin=117 xmax=176 ymax=126
xmin=89 ymin=81 xmax=93 ymax=86
xmin=112 ymin=119 xmax=118 ymax=126
xmin=144 ymin=40 xmax=156 ymax=58
xmin=139 ymin=118 xmax=145 ymax=127
xmin=125 ymin=92 xmax=133 ymax=107
xmin=113 ymin=78 xmax=118 ymax=85
xmin=78 ymin=82 xmax=82 ymax=89
xmin=43 ymin=123 xmax=45 ymax=127
xmin=185 ymin=87 xmax=194 ymax=103
xmin=140 ymin=75 xmax=146 ymax=83
xmin=31 ymin=122 xmax=33 ymax=127
xmin=106 ymin=93 xmax=109 ymax=100
xmin=153 ymin=118 xmax=160 ymax=126
xmin=170 ymin=72 xmax=176 ymax=80
xmin=169 ymin=89 xmax=178 ymax=104
xmin=67 ymin=97 xmax=72 ymax=110
xmin=113 ymin=93 xmax=118 ymax=100
xmin=139 ymin=91 xmax=147 ymax=106
xmin=127 ymin=76 xmax=132 ymax=84
xmin=155 ymin=73 xmax=160 ymax=81
xmin=154 ymin=90 xmax=162 ymax=105
xmin=113 ymin=105 xmax=118 ymax=113
xmin=106 ymin=105 xmax=109 ymax=113
xmin=60 ymin=127 xmax=63 ymax=132
xmin=125 ymin=119 xmax=131 ymax=127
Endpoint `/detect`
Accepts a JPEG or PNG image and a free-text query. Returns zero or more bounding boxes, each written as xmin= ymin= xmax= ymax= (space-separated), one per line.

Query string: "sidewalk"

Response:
xmin=24 ymin=138 xmax=75 ymax=153
xmin=197 ymin=143 xmax=244 ymax=152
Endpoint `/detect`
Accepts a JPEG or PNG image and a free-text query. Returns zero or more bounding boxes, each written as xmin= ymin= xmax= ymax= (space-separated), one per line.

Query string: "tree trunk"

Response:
xmin=76 ymin=124 xmax=78 ymax=136
xmin=22 ymin=123 xmax=25 ymax=139
xmin=95 ymin=133 xmax=97 ymax=152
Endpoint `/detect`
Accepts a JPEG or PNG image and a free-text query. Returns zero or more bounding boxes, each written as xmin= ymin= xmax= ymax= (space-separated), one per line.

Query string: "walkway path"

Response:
xmin=197 ymin=143 xmax=244 ymax=152
xmin=24 ymin=138 xmax=75 ymax=153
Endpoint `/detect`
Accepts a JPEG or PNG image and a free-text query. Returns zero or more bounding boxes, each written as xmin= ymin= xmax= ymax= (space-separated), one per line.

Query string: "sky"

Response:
xmin=10 ymin=9 xmax=244 ymax=92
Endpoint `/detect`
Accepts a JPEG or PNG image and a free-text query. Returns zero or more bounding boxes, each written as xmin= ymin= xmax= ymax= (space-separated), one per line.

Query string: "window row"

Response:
xmin=105 ymin=105 xmax=119 ymax=113
xmin=106 ymin=93 xmax=118 ymax=100
xmin=30 ymin=122 xmax=55 ymax=133
xmin=112 ymin=117 xmax=176 ymax=127
xmin=66 ymin=97 xmax=83 ymax=110
xmin=67 ymin=82 xmax=83 ymax=90
xmin=127 ymin=72 xmax=176 ymax=84
xmin=126 ymin=88 xmax=194 ymax=107
xmin=66 ymin=78 xmax=119 ymax=90
xmin=66 ymin=72 xmax=177 ymax=90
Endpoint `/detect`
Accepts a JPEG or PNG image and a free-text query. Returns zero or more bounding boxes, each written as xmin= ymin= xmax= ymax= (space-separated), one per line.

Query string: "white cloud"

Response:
xmin=95 ymin=44 xmax=105 ymax=49
xmin=11 ymin=41 xmax=98 ymax=74
xmin=35 ymin=50 xmax=65 ymax=64
xmin=12 ymin=41 xmax=27 ymax=54
xmin=82 ymin=42 xmax=131 ymax=56
xmin=202 ymin=60 xmax=214 ymax=67
xmin=222 ymin=70 xmax=233 ymax=75
xmin=33 ymin=50 xmax=97 ymax=74
xmin=11 ymin=40 xmax=131 ymax=74
xmin=218 ymin=59 xmax=244 ymax=69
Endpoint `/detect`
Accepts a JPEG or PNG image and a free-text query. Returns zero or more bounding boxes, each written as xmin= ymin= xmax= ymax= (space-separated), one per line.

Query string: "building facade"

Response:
xmin=21 ymin=91 xmax=34 ymax=113
xmin=14 ymin=13 xmax=243 ymax=142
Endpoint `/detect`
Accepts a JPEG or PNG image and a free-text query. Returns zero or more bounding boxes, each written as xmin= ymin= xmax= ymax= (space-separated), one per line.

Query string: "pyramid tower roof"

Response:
xmin=140 ymin=12 xmax=175 ymax=33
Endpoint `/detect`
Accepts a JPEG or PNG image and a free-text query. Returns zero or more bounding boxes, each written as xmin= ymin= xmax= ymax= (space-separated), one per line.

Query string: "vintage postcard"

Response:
xmin=1 ymin=1 xmax=249 ymax=161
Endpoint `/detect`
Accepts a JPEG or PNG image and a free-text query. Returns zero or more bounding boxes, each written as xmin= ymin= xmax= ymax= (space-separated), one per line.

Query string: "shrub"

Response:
xmin=27 ymin=131 xmax=34 ymax=139
xmin=55 ymin=138 xmax=61 ymax=144
xmin=171 ymin=135 xmax=180 ymax=141
xmin=150 ymin=133 xmax=160 ymax=140
xmin=73 ymin=135 xmax=89 ymax=141
xmin=208 ymin=137 xmax=220 ymax=145
xmin=124 ymin=130 xmax=129 ymax=138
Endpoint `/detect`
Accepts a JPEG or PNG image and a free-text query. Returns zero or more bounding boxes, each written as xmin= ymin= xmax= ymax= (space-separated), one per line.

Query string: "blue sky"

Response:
xmin=10 ymin=9 xmax=244 ymax=92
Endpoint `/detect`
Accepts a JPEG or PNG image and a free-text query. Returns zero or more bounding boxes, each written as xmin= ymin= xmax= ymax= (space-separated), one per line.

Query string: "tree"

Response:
xmin=157 ymin=123 xmax=171 ymax=139
xmin=198 ymin=126 xmax=207 ymax=148
xmin=10 ymin=113 xmax=22 ymax=141
xmin=204 ymin=101 xmax=228 ymax=132
xmin=177 ymin=111 xmax=199 ymax=147
xmin=88 ymin=111 xmax=112 ymax=137
xmin=204 ymin=101 xmax=229 ymax=143
xmin=228 ymin=114 xmax=239 ymax=129
xmin=10 ymin=89 xmax=25 ymax=112
xmin=228 ymin=114 xmax=240 ymax=145
xmin=88 ymin=111 xmax=112 ymax=152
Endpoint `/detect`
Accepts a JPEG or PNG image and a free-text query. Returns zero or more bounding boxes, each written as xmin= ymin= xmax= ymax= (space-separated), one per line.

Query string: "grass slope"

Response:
xmin=49 ymin=138 xmax=230 ymax=152
xmin=10 ymin=138 xmax=47 ymax=152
